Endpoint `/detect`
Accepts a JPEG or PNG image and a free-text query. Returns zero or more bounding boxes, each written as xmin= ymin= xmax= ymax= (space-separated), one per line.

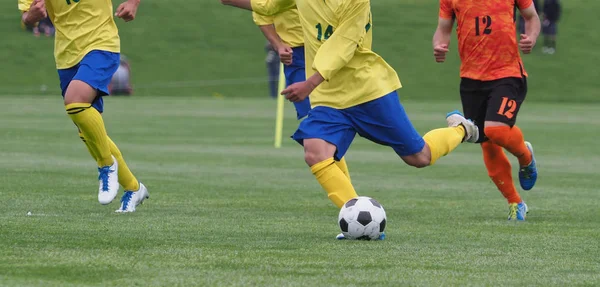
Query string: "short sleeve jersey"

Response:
xmin=19 ymin=0 xmax=120 ymax=69
xmin=252 ymin=0 xmax=400 ymax=109
xmin=439 ymin=0 xmax=532 ymax=81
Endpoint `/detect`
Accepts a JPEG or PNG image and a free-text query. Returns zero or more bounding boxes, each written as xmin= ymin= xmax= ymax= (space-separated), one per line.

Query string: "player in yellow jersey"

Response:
xmin=222 ymin=0 xmax=478 ymax=239
xmin=19 ymin=0 xmax=148 ymax=212
xmin=252 ymin=8 xmax=354 ymax=181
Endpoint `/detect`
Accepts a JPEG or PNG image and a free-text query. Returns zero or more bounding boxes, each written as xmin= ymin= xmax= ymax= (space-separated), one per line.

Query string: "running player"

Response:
xmin=19 ymin=0 xmax=148 ymax=212
xmin=432 ymin=0 xmax=540 ymax=220
xmin=222 ymin=0 xmax=478 ymax=238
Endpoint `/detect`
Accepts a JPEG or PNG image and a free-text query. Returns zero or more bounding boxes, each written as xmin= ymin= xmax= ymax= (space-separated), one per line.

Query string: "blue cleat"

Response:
xmin=519 ymin=141 xmax=538 ymax=190
xmin=508 ymin=202 xmax=528 ymax=221
xmin=336 ymin=232 xmax=386 ymax=240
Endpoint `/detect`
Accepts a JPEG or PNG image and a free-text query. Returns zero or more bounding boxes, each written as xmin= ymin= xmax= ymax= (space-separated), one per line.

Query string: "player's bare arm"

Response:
xmin=221 ymin=0 xmax=252 ymax=10
xmin=282 ymin=72 xmax=324 ymax=103
xmin=22 ymin=0 xmax=46 ymax=26
xmin=115 ymin=0 xmax=141 ymax=22
xmin=258 ymin=24 xmax=293 ymax=65
xmin=221 ymin=0 xmax=295 ymax=14
xmin=519 ymin=4 xmax=541 ymax=54
xmin=432 ymin=17 xmax=453 ymax=63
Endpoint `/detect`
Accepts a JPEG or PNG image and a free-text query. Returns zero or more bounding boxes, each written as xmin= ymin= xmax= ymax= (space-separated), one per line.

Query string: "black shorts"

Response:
xmin=460 ymin=77 xmax=527 ymax=143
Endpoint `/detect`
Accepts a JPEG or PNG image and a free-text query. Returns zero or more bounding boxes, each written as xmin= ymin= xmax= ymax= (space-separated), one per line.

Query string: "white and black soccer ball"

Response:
xmin=338 ymin=196 xmax=386 ymax=240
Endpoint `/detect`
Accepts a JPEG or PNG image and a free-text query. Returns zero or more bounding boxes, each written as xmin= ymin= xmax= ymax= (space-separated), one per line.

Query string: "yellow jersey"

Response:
xmin=18 ymin=0 xmax=120 ymax=69
xmin=253 ymin=10 xmax=304 ymax=48
xmin=251 ymin=0 xmax=400 ymax=109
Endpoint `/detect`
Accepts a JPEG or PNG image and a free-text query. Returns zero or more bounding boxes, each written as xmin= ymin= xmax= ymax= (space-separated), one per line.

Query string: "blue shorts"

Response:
xmin=292 ymin=91 xmax=425 ymax=160
xmin=284 ymin=47 xmax=311 ymax=119
xmin=57 ymin=50 xmax=120 ymax=113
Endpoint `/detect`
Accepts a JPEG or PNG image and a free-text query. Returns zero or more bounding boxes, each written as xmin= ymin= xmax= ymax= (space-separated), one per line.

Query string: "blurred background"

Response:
xmin=1 ymin=0 xmax=598 ymax=102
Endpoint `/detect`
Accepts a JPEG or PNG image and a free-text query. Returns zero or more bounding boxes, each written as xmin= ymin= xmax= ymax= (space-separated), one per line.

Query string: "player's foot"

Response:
xmin=508 ymin=202 xmax=528 ymax=221
xmin=519 ymin=141 xmax=537 ymax=190
xmin=98 ymin=156 xmax=119 ymax=205
xmin=336 ymin=232 xmax=386 ymax=240
xmin=115 ymin=183 xmax=149 ymax=213
xmin=446 ymin=110 xmax=479 ymax=143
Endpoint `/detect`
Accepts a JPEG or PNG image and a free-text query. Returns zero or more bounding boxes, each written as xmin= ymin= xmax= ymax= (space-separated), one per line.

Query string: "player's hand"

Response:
xmin=519 ymin=34 xmax=536 ymax=54
xmin=282 ymin=81 xmax=313 ymax=102
xmin=433 ymin=44 xmax=449 ymax=63
xmin=25 ymin=0 xmax=47 ymax=25
xmin=278 ymin=45 xmax=293 ymax=66
xmin=115 ymin=0 xmax=140 ymax=22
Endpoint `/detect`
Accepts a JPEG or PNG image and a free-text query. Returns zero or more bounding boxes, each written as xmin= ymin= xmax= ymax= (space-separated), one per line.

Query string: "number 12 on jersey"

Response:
xmin=475 ymin=16 xmax=492 ymax=36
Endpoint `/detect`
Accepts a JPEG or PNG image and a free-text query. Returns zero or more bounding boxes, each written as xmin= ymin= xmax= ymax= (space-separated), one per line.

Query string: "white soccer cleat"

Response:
xmin=446 ymin=110 xmax=479 ymax=143
xmin=115 ymin=183 xmax=149 ymax=213
xmin=98 ymin=155 xmax=119 ymax=205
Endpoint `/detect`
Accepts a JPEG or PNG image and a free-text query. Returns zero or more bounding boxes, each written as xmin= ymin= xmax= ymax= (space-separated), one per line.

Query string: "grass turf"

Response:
xmin=0 ymin=96 xmax=598 ymax=286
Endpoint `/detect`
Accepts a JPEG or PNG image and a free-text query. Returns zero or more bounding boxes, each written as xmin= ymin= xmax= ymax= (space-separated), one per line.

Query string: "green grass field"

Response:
xmin=0 ymin=96 xmax=598 ymax=286
xmin=1 ymin=0 xmax=599 ymax=285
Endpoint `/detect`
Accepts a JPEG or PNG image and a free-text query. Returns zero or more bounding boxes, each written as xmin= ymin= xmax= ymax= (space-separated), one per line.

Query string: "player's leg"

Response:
xmin=483 ymin=77 xmax=537 ymax=191
xmin=548 ymin=23 xmax=557 ymax=54
xmin=292 ymin=107 xmax=358 ymax=208
xmin=63 ymin=54 xmax=119 ymax=204
xmin=459 ymin=79 xmax=527 ymax=220
xmin=481 ymin=141 xmax=527 ymax=220
xmin=287 ymin=47 xmax=351 ymax=181
xmin=349 ymin=91 xmax=475 ymax=168
xmin=109 ymin=136 xmax=148 ymax=213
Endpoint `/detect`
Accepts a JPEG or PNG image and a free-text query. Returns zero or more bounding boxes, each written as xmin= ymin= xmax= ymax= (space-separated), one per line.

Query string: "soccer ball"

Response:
xmin=338 ymin=196 xmax=387 ymax=240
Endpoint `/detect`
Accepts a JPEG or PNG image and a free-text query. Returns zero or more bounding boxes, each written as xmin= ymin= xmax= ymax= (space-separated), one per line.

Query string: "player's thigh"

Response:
xmin=460 ymin=78 xmax=489 ymax=143
xmin=292 ymin=106 xmax=356 ymax=164
xmin=347 ymin=91 xmax=425 ymax=158
xmin=65 ymin=50 xmax=120 ymax=110
xmin=485 ymin=77 xmax=526 ymax=127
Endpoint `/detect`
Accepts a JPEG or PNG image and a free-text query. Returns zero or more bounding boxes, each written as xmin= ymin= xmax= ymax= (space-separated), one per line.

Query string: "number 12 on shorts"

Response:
xmin=497 ymin=97 xmax=516 ymax=119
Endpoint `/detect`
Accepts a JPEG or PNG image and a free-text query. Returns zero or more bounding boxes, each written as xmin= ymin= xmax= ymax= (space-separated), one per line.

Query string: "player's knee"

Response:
xmin=64 ymin=80 xmax=97 ymax=105
xmin=304 ymin=150 xmax=328 ymax=167
xmin=401 ymin=154 xmax=431 ymax=168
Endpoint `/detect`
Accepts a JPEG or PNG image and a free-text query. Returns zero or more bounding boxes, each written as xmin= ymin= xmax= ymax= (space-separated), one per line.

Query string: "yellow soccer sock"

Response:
xmin=311 ymin=158 xmax=358 ymax=208
xmin=335 ymin=157 xmax=351 ymax=182
xmin=79 ymin=132 xmax=98 ymax=161
xmin=108 ymin=136 xmax=140 ymax=192
xmin=423 ymin=126 xmax=465 ymax=165
xmin=66 ymin=103 xmax=113 ymax=167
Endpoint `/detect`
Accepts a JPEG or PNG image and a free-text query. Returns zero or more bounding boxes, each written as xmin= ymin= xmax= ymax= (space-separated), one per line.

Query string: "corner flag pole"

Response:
xmin=274 ymin=63 xmax=285 ymax=148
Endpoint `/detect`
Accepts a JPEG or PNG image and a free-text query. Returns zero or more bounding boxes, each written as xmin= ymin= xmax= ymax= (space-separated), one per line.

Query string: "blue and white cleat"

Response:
xmin=336 ymin=233 xmax=386 ymax=240
xmin=98 ymin=155 xmax=119 ymax=205
xmin=519 ymin=141 xmax=538 ymax=190
xmin=508 ymin=202 xmax=528 ymax=221
xmin=115 ymin=183 xmax=149 ymax=213
xmin=446 ymin=110 xmax=479 ymax=143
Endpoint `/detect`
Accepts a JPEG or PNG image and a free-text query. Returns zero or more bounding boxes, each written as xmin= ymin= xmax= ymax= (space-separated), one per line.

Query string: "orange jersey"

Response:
xmin=439 ymin=0 xmax=532 ymax=81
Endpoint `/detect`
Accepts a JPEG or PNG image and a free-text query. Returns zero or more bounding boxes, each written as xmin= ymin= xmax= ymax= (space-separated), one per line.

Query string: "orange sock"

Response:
xmin=482 ymin=141 xmax=522 ymax=204
xmin=484 ymin=125 xmax=532 ymax=166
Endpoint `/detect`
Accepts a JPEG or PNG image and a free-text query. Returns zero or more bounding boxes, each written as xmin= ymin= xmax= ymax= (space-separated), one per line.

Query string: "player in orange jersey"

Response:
xmin=433 ymin=0 xmax=541 ymax=221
